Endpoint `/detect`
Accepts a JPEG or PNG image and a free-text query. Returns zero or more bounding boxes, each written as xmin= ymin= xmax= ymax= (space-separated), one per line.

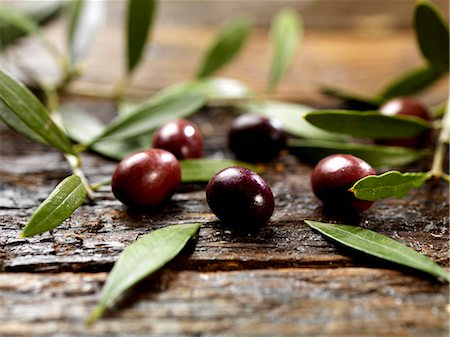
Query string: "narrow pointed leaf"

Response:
xmin=0 ymin=70 xmax=75 ymax=154
xmin=194 ymin=77 xmax=251 ymax=100
xmin=240 ymin=101 xmax=343 ymax=141
xmin=288 ymin=139 xmax=426 ymax=168
xmin=414 ymin=1 xmax=449 ymax=72
xmin=0 ymin=4 xmax=59 ymax=55
xmin=268 ymin=9 xmax=302 ymax=91
xmin=21 ymin=175 xmax=86 ymax=237
xmin=378 ymin=65 xmax=442 ymax=100
xmin=320 ymin=86 xmax=381 ymax=110
xmin=0 ymin=0 xmax=61 ymax=49
xmin=87 ymin=90 xmax=206 ymax=145
xmin=60 ymin=106 xmax=148 ymax=160
xmin=196 ymin=17 xmax=251 ymax=79
xmin=127 ymin=0 xmax=156 ymax=73
xmin=180 ymin=159 xmax=262 ymax=183
xmin=304 ymin=110 xmax=432 ymax=139
xmin=67 ymin=0 xmax=107 ymax=65
xmin=305 ymin=220 xmax=450 ymax=282
xmin=350 ymin=171 xmax=431 ymax=201
xmin=86 ymin=223 xmax=201 ymax=324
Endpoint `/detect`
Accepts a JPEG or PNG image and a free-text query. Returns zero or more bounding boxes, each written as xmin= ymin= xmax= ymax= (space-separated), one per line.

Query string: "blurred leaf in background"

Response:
xmin=196 ymin=17 xmax=251 ymax=79
xmin=126 ymin=0 xmax=156 ymax=75
xmin=0 ymin=0 xmax=62 ymax=49
xmin=66 ymin=0 xmax=107 ymax=66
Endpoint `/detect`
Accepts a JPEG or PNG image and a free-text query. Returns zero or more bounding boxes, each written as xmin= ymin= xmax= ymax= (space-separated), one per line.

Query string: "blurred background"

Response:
xmin=1 ymin=0 xmax=449 ymax=105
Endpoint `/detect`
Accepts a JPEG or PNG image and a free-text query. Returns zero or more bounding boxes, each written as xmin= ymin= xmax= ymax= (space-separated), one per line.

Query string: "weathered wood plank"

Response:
xmin=0 ymin=268 xmax=447 ymax=337
xmin=1 ymin=6 xmax=449 ymax=336
xmin=1 ymin=107 xmax=448 ymax=273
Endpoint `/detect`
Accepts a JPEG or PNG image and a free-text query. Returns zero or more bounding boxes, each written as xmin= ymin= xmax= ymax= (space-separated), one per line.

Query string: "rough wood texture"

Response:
xmin=0 ymin=3 xmax=449 ymax=336
xmin=0 ymin=269 xmax=447 ymax=337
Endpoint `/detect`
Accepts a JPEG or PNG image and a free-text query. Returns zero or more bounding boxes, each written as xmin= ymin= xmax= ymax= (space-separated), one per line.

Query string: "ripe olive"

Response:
xmin=152 ymin=119 xmax=203 ymax=159
xmin=206 ymin=166 xmax=274 ymax=229
xmin=111 ymin=149 xmax=181 ymax=208
xmin=377 ymin=97 xmax=431 ymax=148
xmin=311 ymin=154 xmax=376 ymax=213
xmin=228 ymin=114 xmax=287 ymax=163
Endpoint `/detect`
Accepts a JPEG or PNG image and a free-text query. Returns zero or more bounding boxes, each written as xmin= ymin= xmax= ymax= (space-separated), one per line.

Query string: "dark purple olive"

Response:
xmin=228 ymin=114 xmax=287 ymax=163
xmin=206 ymin=166 xmax=274 ymax=229
xmin=112 ymin=149 xmax=181 ymax=208
xmin=377 ymin=97 xmax=431 ymax=148
xmin=152 ymin=119 xmax=203 ymax=159
xmin=311 ymin=154 xmax=376 ymax=213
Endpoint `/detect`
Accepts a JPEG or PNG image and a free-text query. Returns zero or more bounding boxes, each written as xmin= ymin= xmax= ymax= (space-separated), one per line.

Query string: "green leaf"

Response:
xmin=60 ymin=106 xmax=148 ymax=160
xmin=0 ymin=0 xmax=61 ymax=49
xmin=86 ymin=223 xmax=201 ymax=324
xmin=239 ymin=100 xmax=343 ymax=141
xmin=304 ymin=110 xmax=432 ymax=139
xmin=288 ymin=139 xmax=426 ymax=168
xmin=414 ymin=1 xmax=449 ymax=72
xmin=20 ymin=175 xmax=86 ymax=237
xmin=87 ymin=90 xmax=206 ymax=145
xmin=0 ymin=4 xmax=59 ymax=56
xmin=0 ymin=70 xmax=75 ymax=154
xmin=378 ymin=65 xmax=442 ymax=100
xmin=320 ymin=86 xmax=381 ymax=110
xmin=66 ymin=0 xmax=106 ymax=65
xmin=350 ymin=171 xmax=431 ymax=201
xmin=180 ymin=159 xmax=263 ymax=183
xmin=196 ymin=17 xmax=251 ymax=79
xmin=193 ymin=77 xmax=251 ymax=101
xmin=126 ymin=0 xmax=156 ymax=74
xmin=268 ymin=9 xmax=302 ymax=91
xmin=305 ymin=220 xmax=450 ymax=282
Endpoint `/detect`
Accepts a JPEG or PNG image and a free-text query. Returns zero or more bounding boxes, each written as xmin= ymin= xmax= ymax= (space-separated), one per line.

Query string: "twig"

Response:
xmin=65 ymin=154 xmax=95 ymax=200
xmin=429 ymin=100 xmax=449 ymax=179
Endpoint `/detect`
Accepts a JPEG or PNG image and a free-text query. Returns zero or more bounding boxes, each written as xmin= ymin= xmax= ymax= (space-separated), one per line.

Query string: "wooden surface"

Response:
xmin=1 ymin=3 xmax=449 ymax=337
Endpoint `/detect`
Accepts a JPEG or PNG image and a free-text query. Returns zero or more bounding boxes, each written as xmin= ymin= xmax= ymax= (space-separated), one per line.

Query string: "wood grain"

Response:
xmin=1 ymin=107 xmax=448 ymax=274
xmin=0 ymin=4 xmax=449 ymax=336
xmin=0 ymin=268 xmax=447 ymax=337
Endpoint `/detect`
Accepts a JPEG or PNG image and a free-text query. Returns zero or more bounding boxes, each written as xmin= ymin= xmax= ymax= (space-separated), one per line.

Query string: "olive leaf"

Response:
xmin=320 ymin=86 xmax=381 ymax=110
xmin=0 ymin=4 xmax=60 ymax=56
xmin=60 ymin=106 xmax=149 ymax=160
xmin=126 ymin=0 xmax=156 ymax=74
xmin=378 ymin=65 xmax=442 ymax=100
xmin=304 ymin=110 xmax=432 ymax=139
xmin=0 ymin=0 xmax=61 ymax=49
xmin=350 ymin=171 xmax=431 ymax=201
xmin=239 ymin=101 xmax=343 ymax=141
xmin=305 ymin=220 xmax=450 ymax=282
xmin=20 ymin=175 xmax=86 ymax=238
xmin=267 ymin=8 xmax=302 ymax=91
xmin=86 ymin=90 xmax=206 ymax=145
xmin=180 ymin=159 xmax=263 ymax=183
xmin=196 ymin=17 xmax=251 ymax=79
xmin=288 ymin=139 xmax=426 ymax=168
xmin=414 ymin=1 xmax=449 ymax=72
xmin=193 ymin=77 xmax=251 ymax=101
xmin=66 ymin=0 xmax=107 ymax=66
xmin=86 ymin=223 xmax=201 ymax=324
xmin=0 ymin=69 xmax=75 ymax=154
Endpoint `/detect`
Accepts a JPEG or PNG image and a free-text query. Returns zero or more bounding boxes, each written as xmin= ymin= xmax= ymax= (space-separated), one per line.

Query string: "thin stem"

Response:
xmin=431 ymin=100 xmax=447 ymax=118
xmin=90 ymin=178 xmax=112 ymax=191
xmin=429 ymin=100 xmax=449 ymax=179
xmin=85 ymin=304 xmax=106 ymax=327
xmin=112 ymin=75 xmax=131 ymax=101
xmin=65 ymin=154 xmax=95 ymax=199
xmin=64 ymin=81 xmax=153 ymax=100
